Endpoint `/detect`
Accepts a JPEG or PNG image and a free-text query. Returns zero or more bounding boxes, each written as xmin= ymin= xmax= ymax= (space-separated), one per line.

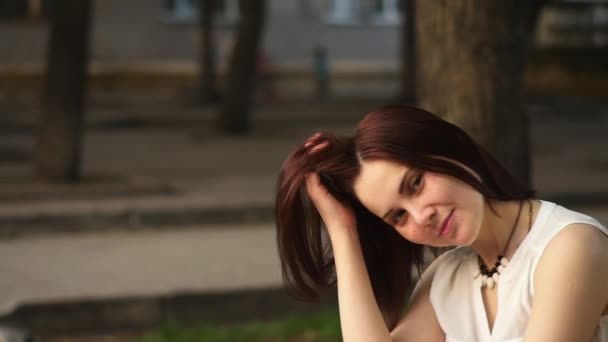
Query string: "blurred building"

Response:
xmin=539 ymin=0 xmax=608 ymax=47
xmin=0 ymin=0 xmax=606 ymax=97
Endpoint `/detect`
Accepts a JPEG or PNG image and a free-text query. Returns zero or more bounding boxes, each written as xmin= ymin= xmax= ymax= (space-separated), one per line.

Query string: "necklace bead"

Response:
xmin=492 ymin=273 xmax=499 ymax=283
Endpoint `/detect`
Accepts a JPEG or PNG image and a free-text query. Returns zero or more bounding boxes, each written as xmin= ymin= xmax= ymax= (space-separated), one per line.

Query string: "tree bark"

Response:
xmin=218 ymin=0 xmax=266 ymax=134
xmin=398 ymin=0 xmax=416 ymax=103
xmin=415 ymin=0 xmax=544 ymax=185
xmin=35 ymin=0 xmax=92 ymax=182
xmin=199 ymin=0 xmax=220 ymax=104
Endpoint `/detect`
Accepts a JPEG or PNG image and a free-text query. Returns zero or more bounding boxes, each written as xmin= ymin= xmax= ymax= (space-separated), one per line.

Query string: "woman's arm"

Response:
xmin=525 ymin=224 xmax=608 ymax=342
xmin=331 ymin=228 xmax=394 ymax=342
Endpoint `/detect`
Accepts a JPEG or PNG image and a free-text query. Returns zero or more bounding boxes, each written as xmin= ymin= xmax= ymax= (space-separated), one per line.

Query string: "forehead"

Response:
xmin=353 ymin=159 xmax=408 ymax=217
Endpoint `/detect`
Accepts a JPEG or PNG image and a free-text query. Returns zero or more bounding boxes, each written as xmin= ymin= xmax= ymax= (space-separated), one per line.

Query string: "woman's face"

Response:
xmin=352 ymin=159 xmax=485 ymax=247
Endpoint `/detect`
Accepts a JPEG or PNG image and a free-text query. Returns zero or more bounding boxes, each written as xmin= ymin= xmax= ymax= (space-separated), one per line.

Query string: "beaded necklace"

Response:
xmin=473 ymin=200 xmax=533 ymax=289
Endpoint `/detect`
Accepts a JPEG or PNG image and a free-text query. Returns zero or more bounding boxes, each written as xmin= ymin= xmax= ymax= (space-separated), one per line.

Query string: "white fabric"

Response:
xmin=429 ymin=201 xmax=608 ymax=342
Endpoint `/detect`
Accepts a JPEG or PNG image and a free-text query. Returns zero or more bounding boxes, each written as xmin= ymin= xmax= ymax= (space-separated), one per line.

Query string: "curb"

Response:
xmin=0 ymin=287 xmax=338 ymax=337
xmin=0 ymin=205 xmax=275 ymax=238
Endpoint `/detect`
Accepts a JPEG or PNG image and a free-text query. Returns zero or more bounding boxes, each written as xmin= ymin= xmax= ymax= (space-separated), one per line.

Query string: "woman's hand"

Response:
xmin=303 ymin=133 xmax=357 ymax=240
xmin=305 ymin=172 xmax=357 ymax=236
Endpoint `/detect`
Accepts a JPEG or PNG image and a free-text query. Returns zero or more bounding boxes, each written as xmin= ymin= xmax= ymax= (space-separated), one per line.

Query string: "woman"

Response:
xmin=275 ymin=105 xmax=608 ymax=341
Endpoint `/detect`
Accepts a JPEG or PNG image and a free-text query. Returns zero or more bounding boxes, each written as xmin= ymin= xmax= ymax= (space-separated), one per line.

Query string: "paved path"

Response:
xmin=0 ymin=224 xmax=280 ymax=315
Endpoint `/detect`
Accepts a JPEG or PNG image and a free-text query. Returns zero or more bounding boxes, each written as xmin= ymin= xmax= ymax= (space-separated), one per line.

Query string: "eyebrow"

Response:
xmin=381 ymin=170 xmax=410 ymax=220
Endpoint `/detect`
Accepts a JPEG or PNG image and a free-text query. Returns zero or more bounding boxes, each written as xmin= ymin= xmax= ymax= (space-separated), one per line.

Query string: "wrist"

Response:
xmin=328 ymin=226 xmax=361 ymax=252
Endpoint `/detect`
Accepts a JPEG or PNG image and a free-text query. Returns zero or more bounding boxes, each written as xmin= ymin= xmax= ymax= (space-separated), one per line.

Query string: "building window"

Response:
xmin=370 ymin=0 xmax=401 ymax=25
xmin=213 ymin=0 xmax=238 ymax=22
xmin=540 ymin=0 xmax=608 ymax=47
xmin=0 ymin=0 xmax=51 ymax=21
xmin=163 ymin=0 xmax=238 ymax=24
xmin=325 ymin=0 xmax=362 ymax=25
xmin=164 ymin=0 xmax=197 ymax=22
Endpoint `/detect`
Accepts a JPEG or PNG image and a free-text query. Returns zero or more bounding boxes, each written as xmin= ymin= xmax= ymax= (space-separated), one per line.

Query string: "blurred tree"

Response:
xmin=34 ymin=0 xmax=92 ymax=182
xmin=218 ymin=0 xmax=266 ymax=134
xmin=415 ymin=0 xmax=545 ymax=185
xmin=398 ymin=0 xmax=415 ymax=103
xmin=199 ymin=0 xmax=220 ymax=104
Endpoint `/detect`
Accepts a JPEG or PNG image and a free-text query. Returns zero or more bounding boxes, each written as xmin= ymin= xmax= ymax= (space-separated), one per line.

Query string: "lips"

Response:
xmin=439 ymin=209 xmax=455 ymax=237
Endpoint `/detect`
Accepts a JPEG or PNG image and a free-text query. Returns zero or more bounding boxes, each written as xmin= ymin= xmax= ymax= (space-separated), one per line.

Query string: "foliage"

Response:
xmin=139 ymin=310 xmax=341 ymax=342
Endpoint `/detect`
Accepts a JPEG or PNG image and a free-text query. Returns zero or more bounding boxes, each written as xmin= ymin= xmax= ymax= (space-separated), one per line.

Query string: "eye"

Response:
xmin=393 ymin=209 xmax=406 ymax=225
xmin=411 ymin=173 xmax=423 ymax=192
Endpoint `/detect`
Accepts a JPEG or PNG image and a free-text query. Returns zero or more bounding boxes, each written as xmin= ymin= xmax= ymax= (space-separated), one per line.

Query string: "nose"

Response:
xmin=407 ymin=202 xmax=436 ymax=227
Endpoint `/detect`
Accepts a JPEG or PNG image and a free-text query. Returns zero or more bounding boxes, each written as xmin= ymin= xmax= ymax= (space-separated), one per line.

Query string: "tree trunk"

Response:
xmin=218 ymin=0 xmax=266 ymax=134
xmin=199 ymin=0 xmax=220 ymax=104
xmin=398 ymin=0 xmax=416 ymax=103
xmin=415 ymin=0 xmax=544 ymax=185
xmin=35 ymin=0 xmax=92 ymax=182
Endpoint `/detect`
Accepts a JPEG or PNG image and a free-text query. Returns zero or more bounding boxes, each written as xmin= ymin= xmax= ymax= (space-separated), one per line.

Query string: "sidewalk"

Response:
xmin=0 ymin=225 xmax=280 ymax=314
xmin=0 ymin=94 xmax=607 ymax=337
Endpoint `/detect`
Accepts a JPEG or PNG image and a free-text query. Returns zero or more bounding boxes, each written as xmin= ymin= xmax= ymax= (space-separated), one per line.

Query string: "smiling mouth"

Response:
xmin=439 ymin=209 xmax=455 ymax=236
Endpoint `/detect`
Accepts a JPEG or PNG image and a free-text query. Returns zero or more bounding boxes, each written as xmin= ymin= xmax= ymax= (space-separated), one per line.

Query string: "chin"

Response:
xmin=458 ymin=231 xmax=477 ymax=247
xmin=446 ymin=230 xmax=473 ymax=248
xmin=435 ymin=241 xmax=458 ymax=248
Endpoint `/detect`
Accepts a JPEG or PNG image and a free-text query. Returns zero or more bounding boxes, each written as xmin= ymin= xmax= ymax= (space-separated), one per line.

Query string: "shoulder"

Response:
xmin=410 ymin=246 xmax=475 ymax=316
xmin=526 ymin=224 xmax=608 ymax=340
xmin=427 ymin=247 xmax=474 ymax=282
xmin=406 ymin=248 xmax=469 ymax=311
xmin=532 ymin=202 xmax=608 ymax=270
xmin=542 ymin=223 xmax=608 ymax=264
xmin=535 ymin=223 xmax=608 ymax=297
xmin=412 ymin=247 xmax=472 ymax=298
xmin=393 ymin=248 xmax=471 ymax=341
xmin=542 ymin=201 xmax=606 ymax=232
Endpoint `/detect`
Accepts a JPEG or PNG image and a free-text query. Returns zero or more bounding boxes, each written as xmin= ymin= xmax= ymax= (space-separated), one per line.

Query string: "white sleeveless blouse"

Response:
xmin=429 ymin=201 xmax=608 ymax=342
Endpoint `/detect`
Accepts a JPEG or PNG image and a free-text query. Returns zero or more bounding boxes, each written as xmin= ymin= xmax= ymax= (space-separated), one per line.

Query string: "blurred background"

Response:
xmin=0 ymin=0 xmax=606 ymax=341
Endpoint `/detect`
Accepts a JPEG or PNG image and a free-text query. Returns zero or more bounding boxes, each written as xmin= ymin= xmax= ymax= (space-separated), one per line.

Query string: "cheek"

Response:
xmin=456 ymin=207 xmax=483 ymax=245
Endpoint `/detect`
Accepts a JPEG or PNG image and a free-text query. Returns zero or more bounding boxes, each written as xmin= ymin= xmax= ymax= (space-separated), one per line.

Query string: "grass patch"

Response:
xmin=138 ymin=309 xmax=342 ymax=342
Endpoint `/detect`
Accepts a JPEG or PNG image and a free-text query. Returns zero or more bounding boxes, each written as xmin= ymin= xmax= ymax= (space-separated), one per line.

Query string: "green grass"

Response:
xmin=138 ymin=310 xmax=342 ymax=342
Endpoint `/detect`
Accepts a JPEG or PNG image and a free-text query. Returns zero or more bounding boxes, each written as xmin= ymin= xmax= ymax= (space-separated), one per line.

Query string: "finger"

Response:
xmin=310 ymin=132 xmax=322 ymax=139
xmin=309 ymin=141 xmax=329 ymax=154
xmin=303 ymin=132 xmax=322 ymax=148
